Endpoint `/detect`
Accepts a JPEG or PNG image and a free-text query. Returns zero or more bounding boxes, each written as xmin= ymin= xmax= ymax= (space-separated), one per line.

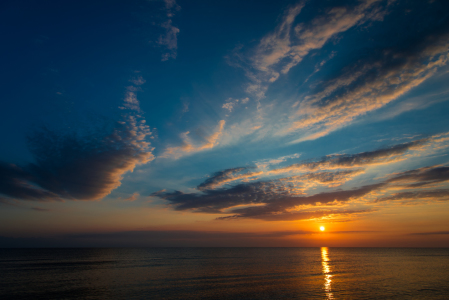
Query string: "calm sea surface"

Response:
xmin=1 ymin=248 xmax=448 ymax=299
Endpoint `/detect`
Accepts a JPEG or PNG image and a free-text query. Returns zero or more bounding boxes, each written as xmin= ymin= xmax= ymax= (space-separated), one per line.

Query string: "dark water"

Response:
xmin=1 ymin=248 xmax=448 ymax=299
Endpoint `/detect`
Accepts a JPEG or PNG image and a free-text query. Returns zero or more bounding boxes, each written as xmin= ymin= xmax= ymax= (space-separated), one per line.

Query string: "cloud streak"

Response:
xmin=158 ymin=164 xmax=449 ymax=221
xmin=161 ymin=120 xmax=226 ymax=159
xmin=224 ymin=1 xmax=449 ymax=146
xmin=375 ymin=189 xmax=449 ymax=204
xmin=194 ymin=138 xmax=430 ymax=190
xmin=158 ymin=0 xmax=181 ymax=61
xmin=154 ymin=134 xmax=449 ymax=221
xmin=238 ymin=0 xmax=388 ymax=99
xmin=283 ymin=23 xmax=449 ymax=141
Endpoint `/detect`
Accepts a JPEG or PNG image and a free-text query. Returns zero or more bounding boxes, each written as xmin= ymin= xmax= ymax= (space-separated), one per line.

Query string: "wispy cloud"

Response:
xmin=385 ymin=165 xmax=449 ymax=188
xmin=158 ymin=0 xmax=181 ymax=61
xmin=161 ymin=120 xmax=226 ymax=159
xmin=194 ymin=137 xmax=430 ymax=190
xmin=198 ymin=167 xmax=249 ymax=191
xmin=283 ymin=27 xmax=449 ymax=142
xmin=125 ymin=192 xmax=140 ymax=202
xmin=255 ymin=153 xmax=301 ymax=170
xmin=129 ymin=76 xmax=146 ymax=86
xmin=222 ymin=97 xmax=249 ymax=113
xmin=235 ymin=0 xmax=388 ymax=99
xmin=222 ymin=1 xmax=449 ymax=146
xmin=375 ymin=189 xmax=449 ymax=204
xmin=156 ymin=178 xmax=380 ymax=219
xmin=153 ymin=135 xmax=449 ymax=221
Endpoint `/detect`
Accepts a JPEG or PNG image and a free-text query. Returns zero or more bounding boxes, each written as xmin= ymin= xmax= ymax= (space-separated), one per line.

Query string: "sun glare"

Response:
xmin=320 ymin=226 xmax=325 ymax=231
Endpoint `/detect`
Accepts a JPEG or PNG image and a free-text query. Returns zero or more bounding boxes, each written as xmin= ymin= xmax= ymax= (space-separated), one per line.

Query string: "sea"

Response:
xmin=1 ymin=247 xmax=448 ymax=299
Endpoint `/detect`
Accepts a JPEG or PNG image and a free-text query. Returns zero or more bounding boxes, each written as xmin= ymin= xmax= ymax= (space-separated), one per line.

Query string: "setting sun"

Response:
xmin=320 ymin=226 xmax=325 ymax=231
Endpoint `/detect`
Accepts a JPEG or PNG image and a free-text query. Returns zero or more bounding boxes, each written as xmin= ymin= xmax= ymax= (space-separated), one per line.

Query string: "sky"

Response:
xmin=1 ymin=0 xmax=449 ymax=247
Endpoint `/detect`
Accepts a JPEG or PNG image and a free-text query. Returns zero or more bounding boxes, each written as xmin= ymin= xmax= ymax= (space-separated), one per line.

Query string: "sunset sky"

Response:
xmin=1 ymin=0 xmax=449 ymax=247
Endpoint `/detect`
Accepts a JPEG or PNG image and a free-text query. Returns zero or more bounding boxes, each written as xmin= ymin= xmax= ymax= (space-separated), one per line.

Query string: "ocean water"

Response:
xmin=1 ymin=248 xmax=448 ymax=299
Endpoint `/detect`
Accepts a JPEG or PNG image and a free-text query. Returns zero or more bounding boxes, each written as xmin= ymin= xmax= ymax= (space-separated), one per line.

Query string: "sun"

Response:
xmin=320 ymin=226 xmax=325 ymax=231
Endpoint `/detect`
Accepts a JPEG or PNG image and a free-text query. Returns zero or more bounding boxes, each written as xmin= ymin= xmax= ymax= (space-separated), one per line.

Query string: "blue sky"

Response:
xmin=1 ymin=0 xmax=449 ymax=247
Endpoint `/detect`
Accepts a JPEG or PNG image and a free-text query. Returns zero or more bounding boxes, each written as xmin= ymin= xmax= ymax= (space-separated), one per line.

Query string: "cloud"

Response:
xmin=129 ymin=76 xmax=146 ymax=86
xmin=223 ymin=2 xmax=449 ymax=146
xmin=222 ymin=98 xmax=250 ymax=113
xmin=125 ymin=192 xmax=140 ymax=201
xmin=161 ymin=120 xmax=226 ymax=159
xmin=198 ymin=167 xmax=249 ymax=191
xmin=278 ymin=169 xmax=366 ymax=190
xmin=254 ymin=0 xmax=382 ymax=77
xmin=182 ymin=101 xmax=189 ymax=113
xmin=153 ymin=134 xmax=449 ymax=221
xmin=159 ymin=165 xmax=449 ymax=220
xmin=273 ymin=139 xmax=429 ymax=174
xmin=386 ymin=166 xmax=449 ymax=187
xmin=255 ymin=153 xmax=301 ymax=170
xmin=0 ymin=84 xmax=154 ymax=202
xmin=410 ymin=231 xmax=449 ymax=235
xmin=158 ymin=0 xmax=181 ymax=61
xmin=197 ymin=167 xmax=264 ymax=191
xmin=218 ymin=209 xmax=372 ymax=222
xmin=120 ymin=90 xmax=141 ymax=112
xmin=156 ymin=176 xmax=383 ymax=218
xmin=367 ymin=89 xmax=449 ymax=122
xmin=154 ymin=182 xmax=268 ymax=213
xmin=283 ymin=25 xmax=449 ymax=141
xmin=159 ymin=20 xmax=180 ymax=61
xmin=225 ymin=184 xmax=382 ymax=220
xmin=195 ymin=138 xmax=429 ymax=189
xmin=237 ymin=0 xmax=388 ymax=99
xmin=0 ymin=162 xmax=62 ymax=202
xmin=370 ymin=166 xmax=449 ymax=204
xmin=222 ymin=99 xmax=237 ymax=112
xmin=375 ymin=189 xmax=449 ymax=204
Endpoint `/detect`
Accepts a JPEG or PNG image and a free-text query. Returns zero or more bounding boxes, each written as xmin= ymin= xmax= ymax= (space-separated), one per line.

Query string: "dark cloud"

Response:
xmin=0 ymin=116 xmax=154 ymax=202
xmin=386 ymin=166 xmax=449 ymax=187
xmin=0 ymin=162 xmax=61 ymax=202
xmin=155 ymin=181 xmax=273 ymax=213
xmin=156 ymin=161 xmax=449 ymax=221
xmin=375 ymin=189 xmax=449 ymax=203
xmin=157 ymin=177 xmax=383 ymax=219
xmin=0 ymin=196 xmax=21 ymax=207
xmin=156 ymin=138 xmax=447 ymax=221
xmin=319 ymin=140 xmax=428 ymax=168
xmin=410 ymin=231 xmax=449 ymax=236
xmin=280 ymin=139 xmax=429 ymax=172
xmin=31 ymin=207 xmax=51 ymax=212
xmin=224 ymin=186 xmax=382 ymax=220
xmin=219 ymin=209 xmax=372 ymax=221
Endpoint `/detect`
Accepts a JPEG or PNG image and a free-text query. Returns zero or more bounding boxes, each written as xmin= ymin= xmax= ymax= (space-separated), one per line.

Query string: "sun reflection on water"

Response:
xmin=321 ymin=247 xmax=333 ymax=299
